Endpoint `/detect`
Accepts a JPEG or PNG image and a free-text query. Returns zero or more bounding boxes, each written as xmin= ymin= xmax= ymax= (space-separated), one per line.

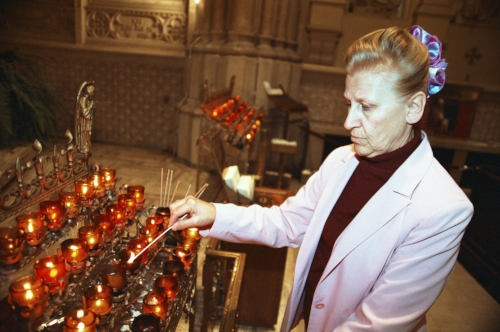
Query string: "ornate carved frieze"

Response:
xmin=348 ymin=0 xmax=407 ymax=19
xmin=85 ymin=2 xmax=187 ymax=44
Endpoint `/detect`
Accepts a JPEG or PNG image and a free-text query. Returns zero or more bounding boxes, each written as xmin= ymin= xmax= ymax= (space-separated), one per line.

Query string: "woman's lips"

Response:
xmin=350 ymin=136 xmax=363 ymax=143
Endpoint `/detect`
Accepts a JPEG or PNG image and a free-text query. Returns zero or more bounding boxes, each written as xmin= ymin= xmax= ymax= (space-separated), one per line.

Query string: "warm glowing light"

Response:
xmin=25 ymin=290 xmax=34 ymax=300
xmin=69 ymin=245 xmax=79 ymax=250
xmin=23 ymin=283 xmax=31 ymax=290
xmin=77 ymin=310 xmax=84 ymax=318
xmin=46 ymin=261 xmax=54 ymax=268
xmin=77 ymin=322 xmax=85 ymax=329
xmin=49 ymin=269 xmax=58 ymax=278
xmin=95 ymin=299 xmax=101 ymax=307
xmin=27 ymin=223 xmax=34 ymax=232
xmin=97 ymin=285 xmax=102 ymax=293
xmin=127 ymin=252 xmax=136 ymax=264
xmin=82 ymin=186 xmax=88 ymax=195
xmin=246 ymin=133 xmax=252 ymax=140
xmin=89 ymin=238 xmax=95 ymax=245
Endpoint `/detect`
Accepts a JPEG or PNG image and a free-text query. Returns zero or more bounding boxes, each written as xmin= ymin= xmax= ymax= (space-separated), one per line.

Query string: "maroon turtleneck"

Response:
xmin=303 ymin=129 xmax=422 ymax=326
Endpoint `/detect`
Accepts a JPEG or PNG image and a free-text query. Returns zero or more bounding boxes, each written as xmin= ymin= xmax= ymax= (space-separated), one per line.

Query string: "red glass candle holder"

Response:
xmin=145 ymin=215 xmax=164 ymax=232
xmin=131 ymin=314 xmax=160 ymax=332
xmin=59 ymin=191 xmax=80 ymax=219
xmin=126 ymin=238 xmax=149 ymax=263
xmin=180 ymin=237 xmax=198 ymax=254
xmin=61 ymin=238 xmax=89 ymax=274
xmin=142 ymin=292 xmax=169 ymax=319
xmin=34 ymin=254 xmax=69 ymax=293
xmin=83 ymin=284 xmax=113 ymax=316
xmin=100 ymin=264 xmax=128 ymax=292
xmin=63 ymin=309 xmax=97 ymax=332
xmin=16 ymin=212 xmax=47 ymax=246
xmin=99 ymin=168 xmax=116 ymax=190
xmin=93 ymin=213 xmax=115 ymax=239
xmin=155 ymin=207 xmax=170 ymax=227
xmin=119 ymin=249 xmax=141 ymax=274
xmin=39 ymin=200 xmax=65 ymax=231
xmin=153 ymin=275 xmax=179 ymax=301
xmin=117 ymin=194 xmax=136 ymax=218
xmin=88 ymin=174 xmax=105 ymax=198
xmin=172 ymin=246 xmax=192 ymax=269
xmin=127 ymin=185 xmax=145 ymax=210
xmin=75 ymin=179 xmax=95 ymax=202
xmin=8 ymin=275 xmax=49 ymax=320
xmin=105 ymin=204 xmax=126 ymax=227
xmin=139 ymin=227 xmax=159 ymax=250
xmin=0 ymin=226 xmax=26 ymax=265
xmin=163 ymin=259 xmax=186 ymax=279
xmin=78 ymin=225 xmax=103 ymax=252
xmin=183 ymin=227 xmax=202 ymax=241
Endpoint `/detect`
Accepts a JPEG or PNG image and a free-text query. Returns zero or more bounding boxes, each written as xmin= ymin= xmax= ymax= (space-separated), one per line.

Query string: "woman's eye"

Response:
xmin=361 ymin=105 xmax=370 ymax=111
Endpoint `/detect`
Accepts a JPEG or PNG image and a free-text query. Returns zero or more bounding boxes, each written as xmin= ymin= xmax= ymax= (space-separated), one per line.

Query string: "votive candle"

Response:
xmin=99 ymin=168 xmax=116 ymax=190
xmin=61 ymin=238 xmax=88 ymax=274
xmin=131 ymin=314 xmax=160 ymax=332
xmin=101 ymin=264 xmax=128 ymax=291
xmin=105 ymin=204 xmax=126 ymax=227
xmin=142 ymin=292 xmax=168 ymax=319
xmin=0 ymin=226 xmax=26 ymax=265
xmin=78 ymin=225 xmax=103 ymax=251
xmin=84 ymin=284 xmax=113 ymax=316
xmin=88 ymin=174 xmax=105 ymax=198
xmin=39 ymin=200 xmax=65 ymax=231
xmin=93 ymin=213 xmax=115 ymax=238
xmin=153 ymin=275 xmax=179 ymax=301
xmin=34 ymin=254 xmax=68 ymax=293
xmin=8 ymin=275 xmax=49 ymax=320
xmin=74 ymin=179 xmax=94 ymax=201
xmin=127 ymin=185 xmax=145 ymax=209
xmin=119 ymin=249 xmax=141 ymax=274
xmin=16 ymin=212 xmax=46 ymax=246
xmin=59 ymin=191 xmax=79 ymax=219
xmin=63 ymin=309 xmax=97 ymax=332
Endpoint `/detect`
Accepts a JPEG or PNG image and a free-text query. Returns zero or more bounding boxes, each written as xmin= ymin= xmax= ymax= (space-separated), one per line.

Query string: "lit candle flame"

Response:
xmin=23 ymin=283 xmax=31 ymax=290
xmin=77 ymin=310 xmax=84 ymax=318
xmin=69 ymin=245 xmax=79 ymax=250
xmin=28 ymin=223 xmax=34 ymax=233
xmin=97 ymin=285 xmax=102 ymax=293
xmin=46 ymin=261 xmax=54 ymax=268
xmin=128 ymin=226 xmax=172 ymax=263
xmin=25 ymin=290 xmax=34 ymax=300
xmin=77 ymin=322 xmax=85 ymax=329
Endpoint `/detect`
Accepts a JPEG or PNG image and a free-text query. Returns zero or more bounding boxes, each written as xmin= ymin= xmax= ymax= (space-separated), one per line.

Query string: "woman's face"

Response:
xmin=343 ymin=69 xmax=413 ymax=158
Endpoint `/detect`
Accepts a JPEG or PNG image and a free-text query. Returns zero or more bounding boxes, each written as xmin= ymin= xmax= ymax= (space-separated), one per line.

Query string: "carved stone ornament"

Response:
xmin=85 ymin=4 xmax=186 ymax=44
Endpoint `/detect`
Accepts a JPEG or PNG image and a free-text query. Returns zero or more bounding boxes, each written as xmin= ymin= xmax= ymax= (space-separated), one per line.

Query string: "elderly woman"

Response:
xmin=169 ymin=26 xmax=473 ymax=331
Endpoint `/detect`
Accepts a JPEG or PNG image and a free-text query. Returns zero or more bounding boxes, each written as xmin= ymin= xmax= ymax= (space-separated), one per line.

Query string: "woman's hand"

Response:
xmin=168 ymin=196 xmax=216 ymax=231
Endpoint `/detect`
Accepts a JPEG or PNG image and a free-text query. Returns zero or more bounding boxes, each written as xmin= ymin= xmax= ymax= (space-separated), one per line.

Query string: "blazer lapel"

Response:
xmin=319 ymin=132 xmax=435 ymax=283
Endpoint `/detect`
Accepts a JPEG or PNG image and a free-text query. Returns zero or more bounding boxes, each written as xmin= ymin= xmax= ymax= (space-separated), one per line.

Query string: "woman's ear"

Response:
xmin=406 ymin=91 xmax=426 ymax=125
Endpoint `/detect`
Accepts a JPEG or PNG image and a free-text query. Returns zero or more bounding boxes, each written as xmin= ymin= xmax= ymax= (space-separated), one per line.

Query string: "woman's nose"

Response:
xmin=344 ymin=108 xmax=359 ymax=130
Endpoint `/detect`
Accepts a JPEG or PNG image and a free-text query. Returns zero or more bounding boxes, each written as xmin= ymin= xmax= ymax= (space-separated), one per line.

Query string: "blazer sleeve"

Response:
xmin=202 ymin=147 xmax=347 ymax=248
xmin=334 ymin=198 xmax=473 ymax=332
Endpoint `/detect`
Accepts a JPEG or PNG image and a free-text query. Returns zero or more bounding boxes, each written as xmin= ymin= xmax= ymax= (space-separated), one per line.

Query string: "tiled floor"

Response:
xmin=2 ymin=141 xmax=500 ymax=331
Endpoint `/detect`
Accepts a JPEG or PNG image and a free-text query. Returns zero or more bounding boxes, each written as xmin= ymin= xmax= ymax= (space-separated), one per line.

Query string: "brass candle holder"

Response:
xmin=34 ymin=253 xmax=69 ymax=294
xmin=0 ymin=226 xmax=26 ymax=266
xmin=63 ymin=308 xmax=97 ymax=332
xmin=8 ymin=275 xmax=49 ymax=320
xmin=61 ymin=238 xmax=89 ymax=274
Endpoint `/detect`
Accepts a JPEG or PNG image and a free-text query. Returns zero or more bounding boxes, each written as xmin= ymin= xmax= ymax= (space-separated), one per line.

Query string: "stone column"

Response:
xmin=221 ymin=0 xmax=257 ymax=56
xmin=193 ymin=0 xmax=212 ymax=52
xmin=205 ymin=0 xmax=226 ymax=52
xmin=273 ymin=0 xmax=291 ymax=60
xmin=257 ymin=0 xmax=277 ymax=58
xmin=285 ymin=0 xmax=301 ymax=62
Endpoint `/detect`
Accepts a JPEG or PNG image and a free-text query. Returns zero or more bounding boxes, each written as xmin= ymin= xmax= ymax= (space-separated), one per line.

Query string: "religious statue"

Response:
xmin=74 ymin=81 xmax=95 ymax=155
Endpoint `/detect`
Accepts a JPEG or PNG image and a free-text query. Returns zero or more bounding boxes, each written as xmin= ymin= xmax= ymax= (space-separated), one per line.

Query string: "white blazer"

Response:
xmin=203 ymin=131 xmax=473 ymax=331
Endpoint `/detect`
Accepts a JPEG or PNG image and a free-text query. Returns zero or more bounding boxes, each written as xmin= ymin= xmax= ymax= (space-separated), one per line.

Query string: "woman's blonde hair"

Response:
xmin=345 ymin=26 xmax=429 ymax=99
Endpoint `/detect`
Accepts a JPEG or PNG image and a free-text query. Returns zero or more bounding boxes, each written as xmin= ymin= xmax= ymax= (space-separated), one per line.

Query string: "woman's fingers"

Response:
xmin=168 ymin=196 xmax=216 ymax=231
